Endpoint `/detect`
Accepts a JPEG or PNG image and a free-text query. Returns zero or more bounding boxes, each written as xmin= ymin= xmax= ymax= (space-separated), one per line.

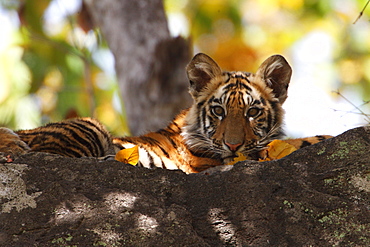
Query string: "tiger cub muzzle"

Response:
xmin=212 ymin=106 xmax=258 ymax=153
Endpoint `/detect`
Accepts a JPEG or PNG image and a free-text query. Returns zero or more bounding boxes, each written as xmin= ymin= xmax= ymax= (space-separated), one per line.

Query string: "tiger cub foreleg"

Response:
xmin=258 ymin=135 xmax=333 ymax=161
xmin=113 ymin=135 xmax=223 ymax=174
xmin=284 ymin=135 xmax=333 ymax=149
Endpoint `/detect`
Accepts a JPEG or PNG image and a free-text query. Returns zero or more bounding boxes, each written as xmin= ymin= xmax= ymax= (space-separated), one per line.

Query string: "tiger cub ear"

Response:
xmin=186 ymin=53 xmax=223 ymax=97
xmin=256 ymin=55 xmax=292 ymax=104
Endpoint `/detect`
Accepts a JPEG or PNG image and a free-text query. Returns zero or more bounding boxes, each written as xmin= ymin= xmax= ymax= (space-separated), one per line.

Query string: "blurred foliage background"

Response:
xmin=0 ymin=0 xmax=369 ymax=136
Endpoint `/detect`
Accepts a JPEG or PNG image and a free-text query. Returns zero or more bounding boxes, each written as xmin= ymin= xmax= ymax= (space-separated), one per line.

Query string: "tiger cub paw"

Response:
xmin=0 ymin=127 xmax=30 ymax=161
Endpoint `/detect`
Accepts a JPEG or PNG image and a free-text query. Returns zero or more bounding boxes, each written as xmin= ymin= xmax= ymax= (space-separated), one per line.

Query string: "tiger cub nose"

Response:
xmin=224 ymin=141 xmax=243 ymax=151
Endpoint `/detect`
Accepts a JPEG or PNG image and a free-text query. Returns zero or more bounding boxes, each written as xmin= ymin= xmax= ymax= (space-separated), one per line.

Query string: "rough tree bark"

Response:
xmin=84 ymin=0 xmax=192 ymax=135
xmin=1 ymin=127 xmax=369 ymax=246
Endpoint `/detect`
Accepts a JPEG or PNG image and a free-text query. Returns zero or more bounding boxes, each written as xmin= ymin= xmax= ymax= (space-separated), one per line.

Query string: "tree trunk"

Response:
xmin=84 ymin=0 xmax=192 ymax=135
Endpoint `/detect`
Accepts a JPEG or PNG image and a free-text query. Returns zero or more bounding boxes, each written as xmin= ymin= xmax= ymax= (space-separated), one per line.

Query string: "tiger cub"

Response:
xmin=0 ymin=53 xmax=331 ymax=173
xmin=113 ymin=53 xmax=293 ymax=173
xmin=0 ymin=118 xmax=113 ymax=158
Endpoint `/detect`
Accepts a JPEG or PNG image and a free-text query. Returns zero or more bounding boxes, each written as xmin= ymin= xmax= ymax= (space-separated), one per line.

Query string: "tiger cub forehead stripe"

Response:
xmin=223 ymin=81 xmax=252 ymax=92
xmin=253 ymin=99 xmax=261 ymax=105
xmin=229 ymin=71 xmax=251 ymax=80
xmin=225 ymin=91 xmax=244 ymax=107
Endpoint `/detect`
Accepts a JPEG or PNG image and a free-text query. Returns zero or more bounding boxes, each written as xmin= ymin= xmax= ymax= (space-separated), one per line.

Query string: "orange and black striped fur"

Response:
xmin=284 ymin=135 xmax=332 ymax=149
xmin=0 ymin=118 xmax=113 ymax=158
xmin=0 ymin=128 xmax=30 ymax=157
xmin=114 ymin=53 xmax=322 ymax=173
xmin=0 ymin=53 xmax=331 ymax=173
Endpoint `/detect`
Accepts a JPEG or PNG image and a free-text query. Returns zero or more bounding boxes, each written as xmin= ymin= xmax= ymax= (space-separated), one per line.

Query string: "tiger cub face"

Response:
xmin=182 ymin=53 xmax=292 ymax=163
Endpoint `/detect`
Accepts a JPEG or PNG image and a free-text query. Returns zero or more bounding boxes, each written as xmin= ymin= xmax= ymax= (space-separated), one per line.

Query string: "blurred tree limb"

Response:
xmin=84 ymin=0 xmax=192 ymax=135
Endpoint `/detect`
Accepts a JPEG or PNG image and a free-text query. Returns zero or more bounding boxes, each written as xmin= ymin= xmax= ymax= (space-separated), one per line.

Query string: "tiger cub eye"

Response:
xmin=212 ymin=106 xmax=225 ymax=117
xmin=247 ymin=108 xmax=261 ymax=118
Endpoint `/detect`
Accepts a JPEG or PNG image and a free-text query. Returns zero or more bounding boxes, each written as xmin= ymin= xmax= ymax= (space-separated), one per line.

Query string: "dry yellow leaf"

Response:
xmin=259 ymin=140 xmax=297 ymax=162
xmin=226 ymin=152 xmax=248 ymax=166
xmin=115 ymin=146 xmax=139 ymax=165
